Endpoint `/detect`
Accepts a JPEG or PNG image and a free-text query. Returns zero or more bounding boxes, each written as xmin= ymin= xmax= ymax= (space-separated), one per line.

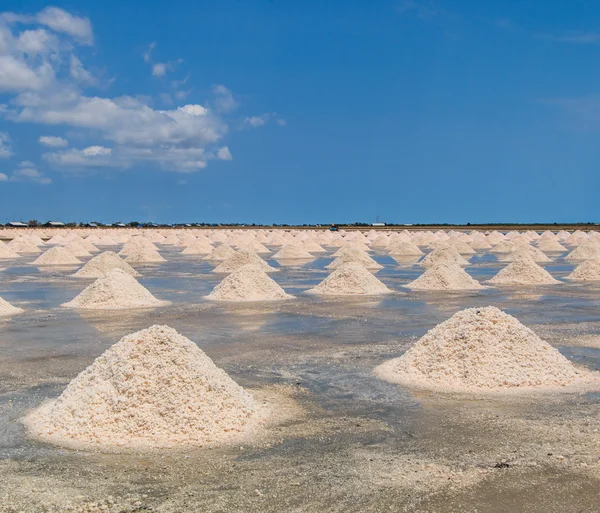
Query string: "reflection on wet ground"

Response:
xmin=2 ymin=245 xmax=600 ymax=511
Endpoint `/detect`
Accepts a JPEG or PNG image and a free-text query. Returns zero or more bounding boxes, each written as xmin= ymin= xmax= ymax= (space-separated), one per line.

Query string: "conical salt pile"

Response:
xmin=123 ymin=245 xmax=166 ymax=264
xmin=205 ymin=244 xmax=237 ymax=261
xmin=237 ymin=241 xmax=271 ymax=254
xmin=387 ymin=241 xmax=423 ymax=256
xmin=207 ymin=264 xmax=293 ymax=302
xmin=406 ymin=262 xmax=483 ymax=291
xmin=420 ymin=247 xmax=469 ymax=268
xmin=63 ymin=269 xmax=167 ymax=309
xmin=567 ymin=259 xmax=600 ymax=281
xmin=0 ymin=295 xmax=23 ymax=317
xmin=490 ymin=241 xmax=517 ymax=254
xmin=8 ymin=240 xmax=42 ymax=253
xmin=488 ymin=258 xmax=559 ymax=285
xmin=565 ymin=241 xmax=600 ymax=261
xmin=272 ymin=244 xmax=314 ymax=260
xmin=63 ymin=241 xmax=91 ymax=258
xmin=375 ymin=306 xmax=595 ymax=393
xmin=213 ymin=249 xmax=277 ymax=273
xmin=537 ymin=239 xmax=567 ymax=253
xmin=32 ymin=247 xmax=82 ymax=266
xmin=23 ymin=325 xmax=261 ymax=451
xmin=73 ymin=251 xmax=140 ymax=278
xmin=326 ymin=250 xmax=383 ymax=271
xmin=181 ymin=240 xmax=214 ymax=255
xmin=306 ymin=262 xmax=391 ymax=296
xmin=502 ymin=245 xmax=550 ymax=263
xmin=0 ymin=244 xmax=20 ymax=259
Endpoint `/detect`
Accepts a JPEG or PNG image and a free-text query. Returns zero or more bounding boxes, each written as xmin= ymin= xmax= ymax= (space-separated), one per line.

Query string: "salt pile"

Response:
xmin=567 ymin=259 xmax=600 ymax=281
xmin=23 ymin=325 xmax=261 ymax=451
xmin=272 ymin=244 xmax=314 ymax=260
xmin=420 ymin=247 xmax=469 ymax=268
xmin=406 ymin=262 xmax=483 ymax=291
xmin=490 ymin=241 xmax=517 ymax=254
xmin=205 ymin=244 xmax=237 ymax=261
xmin=63 ymin=241 xmax=91 ymax=258
xmin=387 ymin=241 xmax=423 ymax=256
xmin=488 ymin=258 xmax=559 ymax=285
xmin=537 ymin=238 xmax=567 ymax=253
xmin=181 ymin=240 xmax=214 ymax=255
xmin=326 ymin=249 xmax=383 ymax=271
xmin=0 ymin=295 xmax=23 ymax=317
xmin=213 ymin=249 xmax=277 ymax=273
xmin=73 ymin=251 xmax=141 ymax=278
xmin=32 ymin=247 xmax=82 ymax=266
xmin=0 ymin=244 xmax=20 ymax=259
xmin=7 ymin=240 xmax=42 ymax=253
xmin=237 ymin=241 xmax=271 ymax=254
xmin=207 ymin=264 xmax=293 ymax=302
xmin=123 ymin=245 xmax=166 ymax=263
xmin=502 ymin=245 xmax=551 ymax=263
xmin=565 ymin=241 xmax=600 ymax=261
xmin=375 ymin=306 xmax=594 ymax=393
xmin=63 ymin=269 xmax=167 ymax=309
xmin=306 ymin=263 xmax=391 ymax=296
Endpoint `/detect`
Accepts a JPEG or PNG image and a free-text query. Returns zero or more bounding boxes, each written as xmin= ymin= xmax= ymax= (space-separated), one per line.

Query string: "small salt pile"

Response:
xmin=7 ymin=240 xmax=42 ymax=253
xmin=32 ymin=247 xmax=82 ymax=266
xmin=63 ymin=269 xmax=167 ymax=309
xmin=23 ymin=325 xmax=261 ymax=451
xmin=205 ymin=244 xmax=237 ymax=261
xmin=371 ymin=235 xmax=390 ymax=248
xmin=0 ymin=295 xmax=23 ymax=317
xmin=123 ymin=245 xmax=166 ymax=263
xmin=213 ymin=249 xmax=277 ymax=273
xmin=181 ymin=240 xmax=214 ymax=255
xmin=0 ymin=244 xmax=20 ymax=259
xmin=207 ymin=264 xmax=293 ymax=301
xmin=488 ymin=258 xmax=559 ymax=285
xmin=567 ymin=259 xmax=600 ymax=281
xmin=406 ymin=262 xmax=483 ymax=291
xmin=73 ymin=251 xmax=140 ymax=278
xmin=272 ymin=244 xmax=314 ymax=260
xmin=237 ymin=241 xmax=271 ymax=254
xmin=375 ymin=306 xmax=595 ymax=393
xmin=301 ymin=240 xmax=327 ymax=253
xmin=490 ymin=241 xmax=517 ymax=254
xmin=63 ymin=241 xmax=91 ymax=258
xmin=420 ymin=247 xmax=469 ymax=268
xmin=306 ymin=262 xmax=391 ymax=296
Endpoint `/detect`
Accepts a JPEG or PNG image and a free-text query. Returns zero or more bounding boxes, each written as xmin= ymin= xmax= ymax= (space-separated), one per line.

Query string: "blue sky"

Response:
xmin=0 ymin=0 xmax=599 ymax=224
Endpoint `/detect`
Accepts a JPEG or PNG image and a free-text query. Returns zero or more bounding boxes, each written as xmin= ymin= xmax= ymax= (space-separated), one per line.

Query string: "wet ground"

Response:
xmin=2 ymin=244 xmax=600 ymax=512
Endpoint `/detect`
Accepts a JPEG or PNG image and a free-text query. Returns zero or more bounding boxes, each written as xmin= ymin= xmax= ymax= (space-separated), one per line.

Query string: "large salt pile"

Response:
xmin=123 ymin=245 xmax=166 ymax=263
xmin=490 ymin=241 xmax=517 ymax=254
xmin=537 ymin=238 xmax=567 ymax=253
xmin=207 ymin=264 xmax=293 ymax=302
xmin=23 ymin=325 xmax=262 ymax=451
xmin=420 ymin=247 xmax=469 ymax=268
xmin=375 ymin=306 xmax=595 ymax=393
xmin=406 ymin=262 xmax=483 ymax=291
xmin=213 ymin=249 xmax=277 ymax=273
xmin=0 ymin=295 xmax=23 ymax=317
xmin=32 ymin=247 xmax=82 ymax=266
xmin=237 ymin=241 xmax=271 ymax=254
xmin=8 ymin=239 xmax=42 ymax=254
xmin=205 ymin=244 xmax=237 ymax=261
xmin=387 ymin=241 xmax=423 ymax=256
xmin=63 ymin=241 xmax=91 ymax=258
xmin=306 ymin=262 xmax=391 ymax=296
xmin=73 ymin=251 xmax=140 ymax=278
xmin=565 ymin=241 xmax=600 ymax=261
xmin=567 ymin=259 xmax=600 ymax=281
xmin=63 ymin=269 xmax=167 ymax=309
xmin=488 ymin=258 xmax=559 ymax=285
xmin=272 ymin=244 xmax=314 ymax=260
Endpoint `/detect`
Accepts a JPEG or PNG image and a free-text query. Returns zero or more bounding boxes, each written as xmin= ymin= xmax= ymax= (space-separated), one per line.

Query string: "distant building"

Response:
xmin=113 ymin=223 xmax=127 ymax=227
xmin=6 ymin=221 xmax=28 ymax=227
xmin=372 ymin=222 xmax=386 ymax=227
xmin=44 ymin=221 xmax=65 ymax=227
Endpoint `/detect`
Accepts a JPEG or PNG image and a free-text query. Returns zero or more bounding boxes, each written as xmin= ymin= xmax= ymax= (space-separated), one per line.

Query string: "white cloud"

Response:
xmin=38 ymin=135 xmax=68 ymax=147
xmin=217 ymin=146 xmax=232 ymax=160
xmin=243 ymin=112 xmax=286 ymax=128
xmin=143 ymin=42 xmax=155 ymax=63
xmin=0 ymin=172 xmax=7 ymax=181
xmin=82 ymin=145 xmax=111 ymax=156
xmin=244 ymin=115 xmax=266 ymax=127
xmin=152 ymin=63 xmax=167 ymax=77
xmin=70 ymin=55 xmax=95 ymax=84
xmin=0 ymin=132 xmax=13 ymax=157
xmin=213 ymin=84 xmax=237 ymax=112
xmin=6 ymin=161 xmax=52 ymax=184
xmin=36 ymin=7 xmax=93 ymax=45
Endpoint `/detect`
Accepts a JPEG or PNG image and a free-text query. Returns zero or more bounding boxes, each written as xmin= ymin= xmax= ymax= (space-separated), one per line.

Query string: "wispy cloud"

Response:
xmin=539 ymin=33 xmax=600 ymax=44
xmin=541 ymin=94 xmax=600 ymax=131
xmin=395 ymin=0 xmax=439 ymax=19
xmin=0 ymin=132 xmax=13 ymax=158
xmin=2 ymin=161 xmax=52 ymax=184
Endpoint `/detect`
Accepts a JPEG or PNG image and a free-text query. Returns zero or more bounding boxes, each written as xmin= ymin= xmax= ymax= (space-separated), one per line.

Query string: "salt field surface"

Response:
xmin=3 ymin=234 xmax=600 ymax=511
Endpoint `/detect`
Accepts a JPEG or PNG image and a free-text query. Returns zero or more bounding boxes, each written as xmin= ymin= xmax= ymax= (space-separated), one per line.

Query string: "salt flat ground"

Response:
xmin=2 ymin=245 xmax=600 ymax=512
